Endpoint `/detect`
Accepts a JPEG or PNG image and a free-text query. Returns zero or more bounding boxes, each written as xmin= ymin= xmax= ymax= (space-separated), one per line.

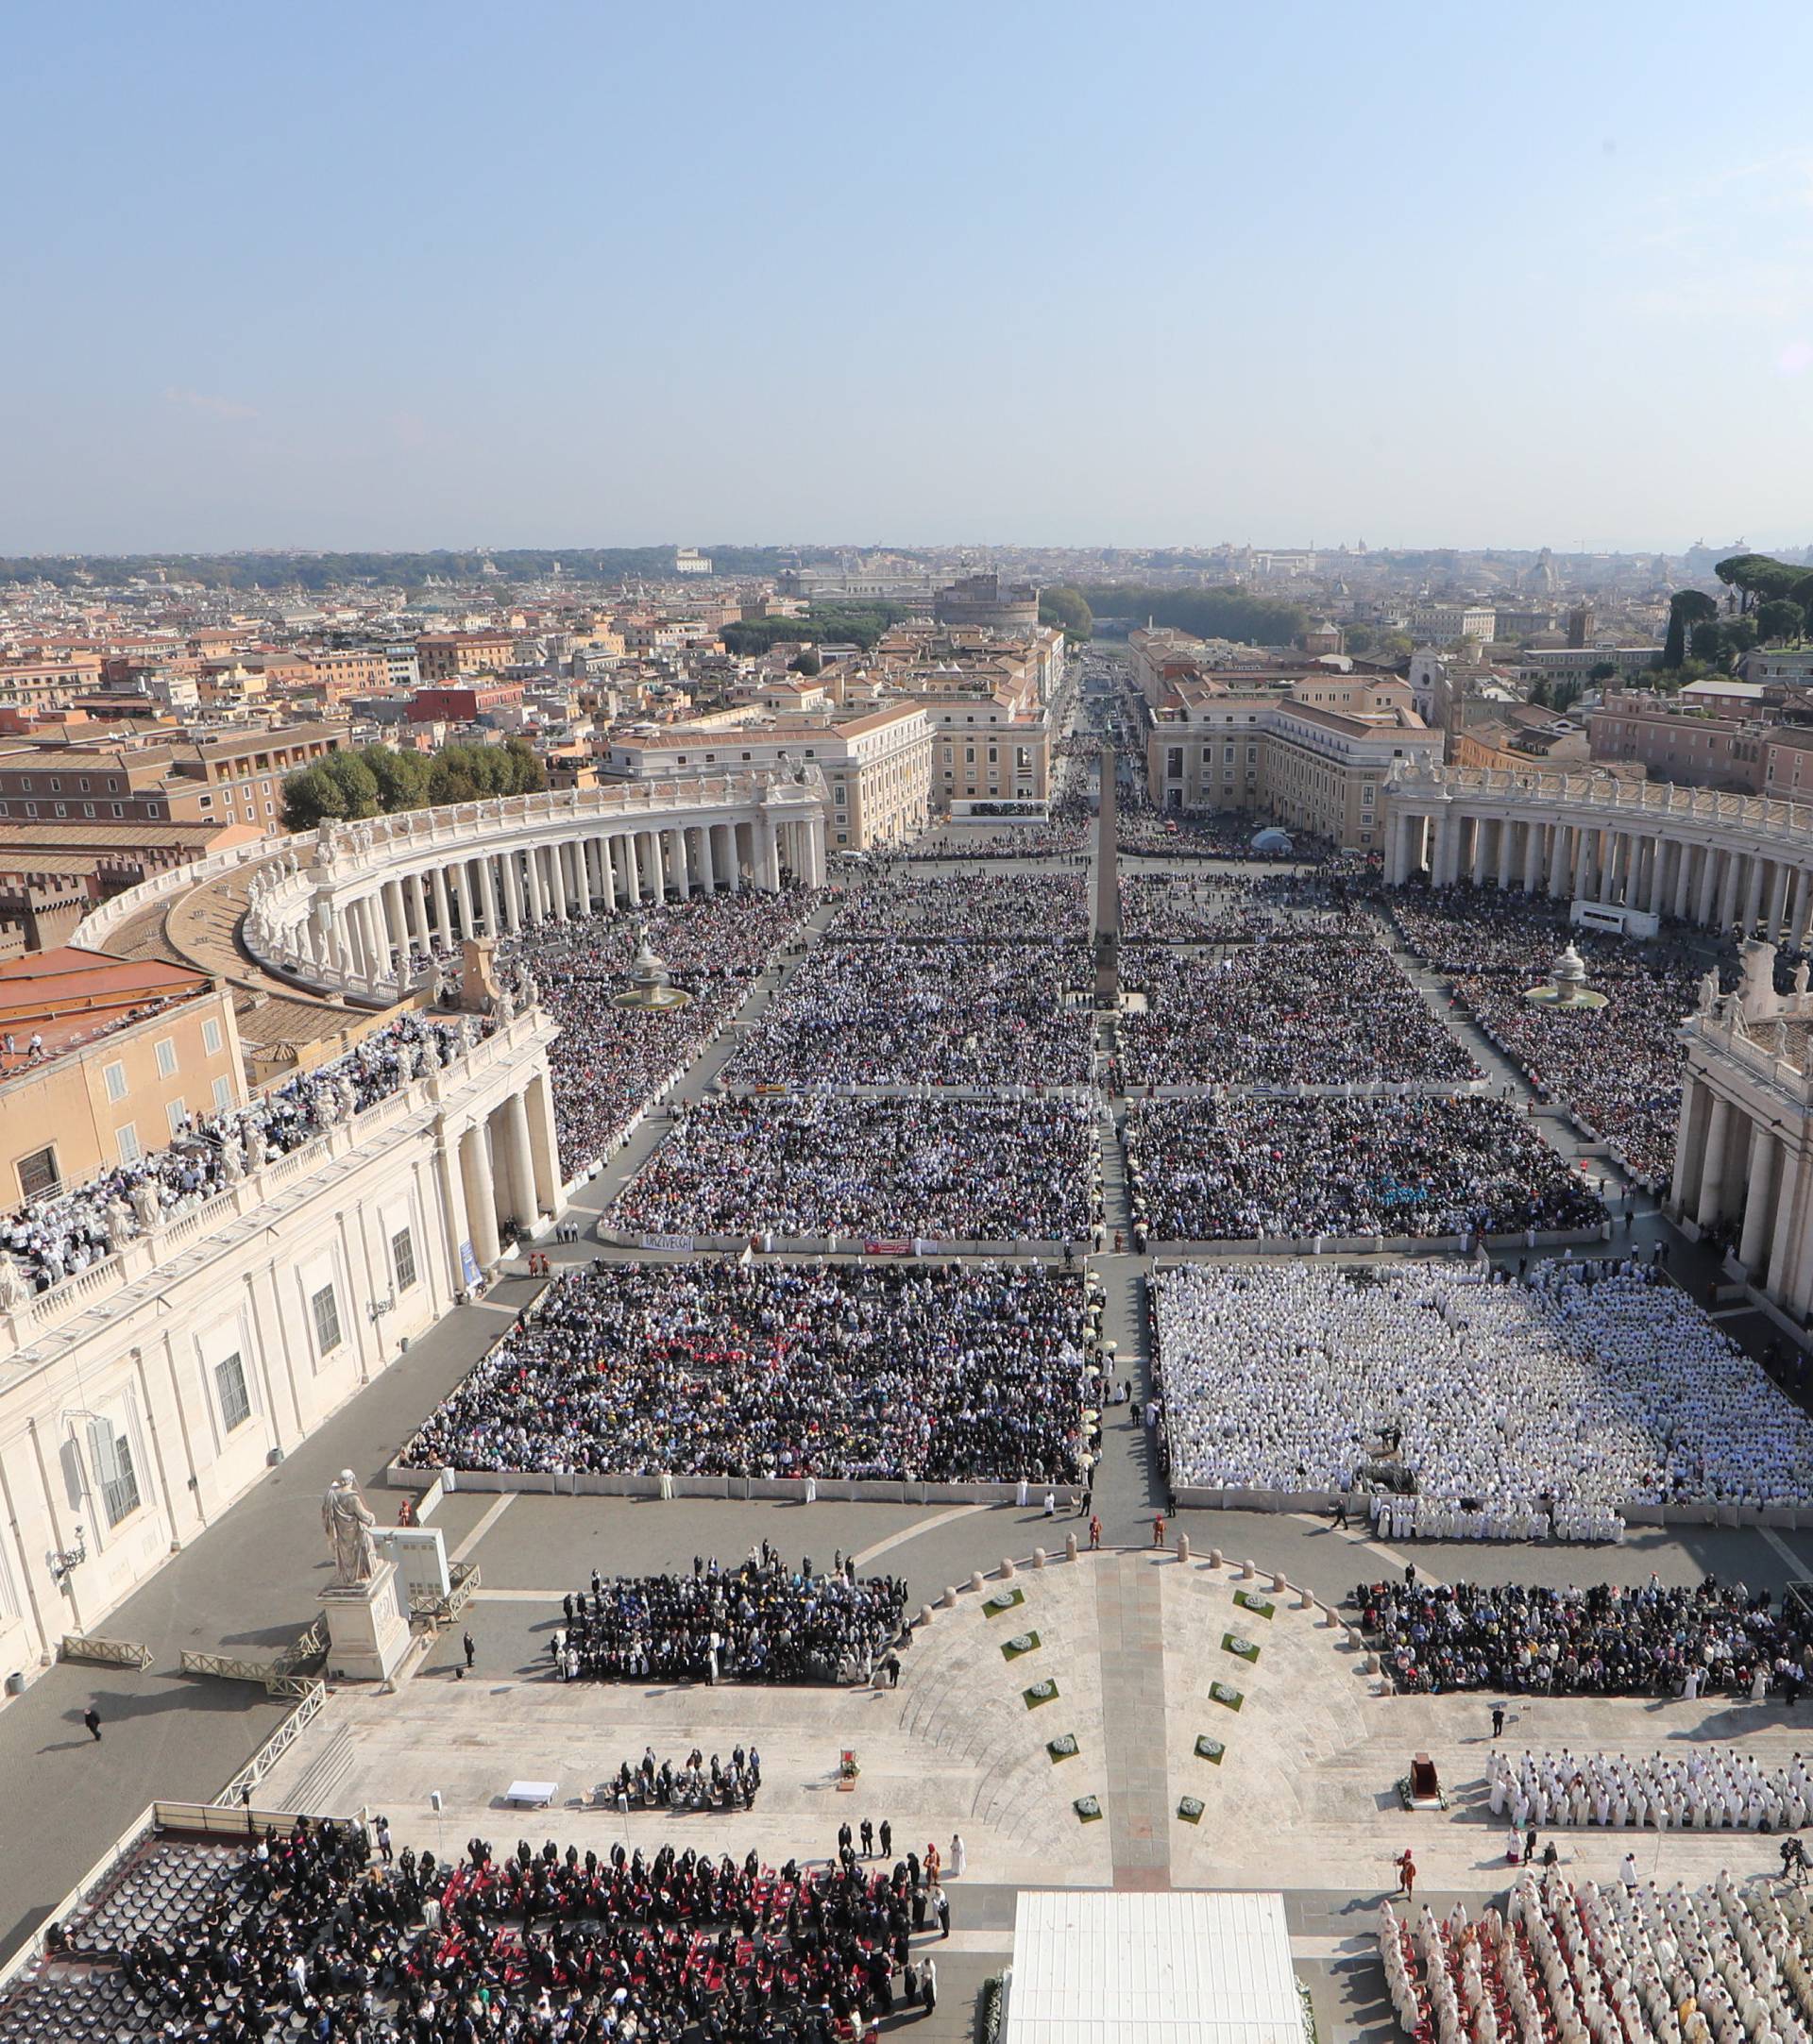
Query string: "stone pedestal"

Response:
xmin=319 ymin=1560 xmax=411 ymax=1683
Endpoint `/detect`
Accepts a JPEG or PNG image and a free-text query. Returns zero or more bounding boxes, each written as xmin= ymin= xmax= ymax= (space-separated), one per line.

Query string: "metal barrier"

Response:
xmin=59 ymin=1634 xmax=154 ymax=1670
xmin=212 ymin=1682 xmax=328 ymax=1806
xmin=407 ymin=1560 xmax=481 ymax=1630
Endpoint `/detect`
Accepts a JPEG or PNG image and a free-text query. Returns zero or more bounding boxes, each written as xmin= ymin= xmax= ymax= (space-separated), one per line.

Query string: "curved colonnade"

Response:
xmin=0 ymin=774 xmax=822 ymax=1657
xmin=238 ymin=771 xmax=829 ymax=1006
xmin=1384 ymin=763 xmax=1813 ymax=947
xmin=1383 ymin=762 xmax=1813 ymax=1329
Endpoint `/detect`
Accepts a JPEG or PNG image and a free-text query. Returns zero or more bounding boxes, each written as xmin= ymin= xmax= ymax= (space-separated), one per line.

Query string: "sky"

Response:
xmin=7 ymin=1 xmax=1813 ymax=557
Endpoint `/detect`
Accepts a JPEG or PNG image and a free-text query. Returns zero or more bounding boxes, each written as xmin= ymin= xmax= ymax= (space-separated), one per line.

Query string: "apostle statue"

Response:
xmin=321 ymin=1470 xmax=379 ymax=1586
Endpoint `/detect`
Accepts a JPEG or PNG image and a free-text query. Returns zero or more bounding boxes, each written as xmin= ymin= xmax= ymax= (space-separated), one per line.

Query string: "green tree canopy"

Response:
xmin=1076 ymin=583 xmax=1307 ymax=647
xmin=1039 ymin=585 xmax=1093 ymax=641
xmin=282 ymin=735 xmax=543 ymax=828
xmin=1662 ymin=588 xmax=1719 ymax=669
xmin=1757 ymin=598 xmax=1804 ymax=644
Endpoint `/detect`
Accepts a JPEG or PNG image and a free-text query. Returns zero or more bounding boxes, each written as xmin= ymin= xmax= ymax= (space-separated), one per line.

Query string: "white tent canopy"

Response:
xmin=1003 ymin=1891 xmax=1303 ymax=2044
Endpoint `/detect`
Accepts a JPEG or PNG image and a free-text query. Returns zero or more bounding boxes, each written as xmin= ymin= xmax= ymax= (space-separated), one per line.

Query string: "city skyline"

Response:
xmin=7 ymin=0 xmax=1813 ymax=554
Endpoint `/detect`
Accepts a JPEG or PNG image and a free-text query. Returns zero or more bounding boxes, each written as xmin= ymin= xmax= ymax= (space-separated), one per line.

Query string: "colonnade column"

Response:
xmin=1670 ymin=1078 xmax=1707 ymax=1213
xmin=1697 ymin=1095 xmax=1733 ymax=1227
xmin=526 ymin=1073 xmax=562 ymax=1210
xmin=1697 ymin=847 xmax=1720 ymax=928
xmin=479 ymin=854 xmax=501 ymax=938
xmin=1547 ymin=822 xmax=1570 ymax=899
xmin=435 ymin=1134 xmax=470 ymax=1293
xmin=1770 ymin=1151 xmax=1809 ymax=1307
xmin=1739 ymin=1126 xmax=1779 ymax=1275
xmin=669 ymin=827 xmax=691 ymax=899
xmin=501 ymin=1090 xmax=539 ymax=1228
xmin=697 ymin=825 xmax=717 ymax=895
xmin=1744 ymin=856 xmax=1768 ymax=935
xmin=1769 ymin=862 xmax=1791 ymax=943
xmin=459 ymin=1123 xmax=500 ymax=1269
xmin=1794 ymin=868 xmax=1813 ymax=952
xmin=1720 ymin=852 xmax=1743 ymax=929
xmin=430 ymin=866 xmax=451 ymax=944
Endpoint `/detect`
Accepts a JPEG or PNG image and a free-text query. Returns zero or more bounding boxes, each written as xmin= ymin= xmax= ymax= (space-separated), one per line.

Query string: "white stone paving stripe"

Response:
xmin=1757 ymin=1522 xmax=1813 ymax=1578
xmin=851 ymin=1504 xmax=991 ymax=1572
xmin=1286 ymin=1512 xmax=1446 ymax=1591
xmin=451 ymin=1493 xmax=516 ymax=1565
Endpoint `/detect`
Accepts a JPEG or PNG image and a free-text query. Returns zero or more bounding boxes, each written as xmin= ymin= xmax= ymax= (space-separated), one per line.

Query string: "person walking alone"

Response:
xmin=83 ymin=1705 xmax=101 ymax=1743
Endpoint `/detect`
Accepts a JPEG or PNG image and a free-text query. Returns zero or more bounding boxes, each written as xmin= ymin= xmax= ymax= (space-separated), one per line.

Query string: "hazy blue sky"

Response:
xmin=7 ymin=1 xmax=1813 ymax=555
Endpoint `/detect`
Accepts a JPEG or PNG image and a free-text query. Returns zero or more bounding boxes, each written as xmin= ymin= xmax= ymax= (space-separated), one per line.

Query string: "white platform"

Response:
xmin=1004 ymin=1890 xmax=1301 ymax=2044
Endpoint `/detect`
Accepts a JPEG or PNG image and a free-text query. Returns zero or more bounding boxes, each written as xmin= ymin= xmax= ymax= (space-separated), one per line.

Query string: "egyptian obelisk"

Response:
xmin=1092 ymin=740 xmax=1121 ymax=1007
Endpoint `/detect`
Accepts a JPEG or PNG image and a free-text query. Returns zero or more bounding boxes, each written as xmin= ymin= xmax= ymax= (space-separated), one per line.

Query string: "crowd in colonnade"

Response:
xmin=0 ymin=1010 xmax=485 ymax=1300
xmin=1155 ymin=1258 xmax=1813 ymax=1517
xmin=612 ymin=1095 xmax=1101 ymax=1244
xmin=1125 ymin=1093 xmax=1605 ymax=1242
xmin=399 ymin=1258 xmax=1093 ymax=1483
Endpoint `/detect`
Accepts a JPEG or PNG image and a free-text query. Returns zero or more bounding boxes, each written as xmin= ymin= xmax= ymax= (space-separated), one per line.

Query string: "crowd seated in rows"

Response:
xmin=1488 ymin=1746 xmax=1813 ymax=1831
xmin=1127 ymin=1093 xmax=1603 ymax=1242
xmin=553 ymin=1553 xmax=906 ymax=1685
xmin=1157 ymin=1259 xmax=1813 ymax=1516
xmin=1381 ymin=1866 xmax=1813 ymax=2044
xmin=1388 ymin=886 xmax=1701 ymax=1183
xmin=35 ymin=1808 xmax=943 ymax=2044
xmin=612 ymin=1094 xmax=1101 ymax=1244
xmin=1359 ymin=1574 xmax=1811 ymax=1698
xmin=1115 ymin=936 xmax=1477 ymax=1088
xmin=398 ymin=1258 xmax=1092 ymax=1483
xmin=724 ymin=941 xmax=1093 ymax=1090
xmin=499 ymin=892 xmax=820 ymax=1174
xmin=825 ymin=873 xmax=1085 ymax=941
xmin=603 ymin=1745 xmax=763 ymax=1813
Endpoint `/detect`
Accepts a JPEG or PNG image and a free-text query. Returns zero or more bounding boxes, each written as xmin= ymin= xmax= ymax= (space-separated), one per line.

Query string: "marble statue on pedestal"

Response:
xmin=322 ymin=1470 xmax=379 ymax=1586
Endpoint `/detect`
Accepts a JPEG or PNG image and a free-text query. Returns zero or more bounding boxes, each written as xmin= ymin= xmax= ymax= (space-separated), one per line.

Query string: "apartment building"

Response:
xmin=0 ymin=722 xmax=345 ymax=836
xmin=0 ymin=948 xmax=246 ymax=1201
xmin=1586 ymin=689 xmax=1771 ymax=793
xmin=0 ymin=652 xmax=107 ymax=711
xmin=602 ymin=702 xmax=934 ymax=851
xmin=415 ymin=631 xmax=516 ymax=683
xmin=923 ymin=697 xmax=1050 ymax=806
xmin=1146 ymin=675 xmax=1439 ymax=849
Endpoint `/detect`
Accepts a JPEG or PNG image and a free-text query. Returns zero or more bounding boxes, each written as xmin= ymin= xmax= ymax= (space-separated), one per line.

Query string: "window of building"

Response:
xmin=214 ymin=1352 xmax=252 ymax=1432
xmin=391 ymin=1225 xmax=418 ymax=1293
xmin=311 ymin=1283 xmax=343 ymax=1356
xmin=212 ymin=1074 xmax=233 ymax=1113
xmin=115 ymin=1122 xmax=141 ymax=1165
xmin=155 ymin=1038 xmax=178 ymax=1078
xmin=89 ymin=1414 xmax=142 ymax=1526
xmin=102 ymin=1058 xmax=129 ymax=1103
xmin=165 ymin=1097 xmax=187 ymax=1138
xmin=201 ymin=1017 xmax=223 ymax=1056
xmin=15 ymin=1143 xmax=58 ymax=1201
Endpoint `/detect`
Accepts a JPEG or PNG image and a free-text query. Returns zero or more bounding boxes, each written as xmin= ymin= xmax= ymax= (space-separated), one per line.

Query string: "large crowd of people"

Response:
xmin=552 ymin=1554 xmax=906 ymax=1684
xmin=1125 ymin=1093 xmax=1601 ymax=1242
xmin=826 ymin=874 xmax=1084 ymax=941
xmin=0 ymin=1010 xmax=484 ymax=1300
xmin=1388 ymin=887 xmax=1700 ymax=1183
xmin=1487 ymin=1746 xmax=1813 ymax=1830
xmin=43 ymin=1806 xmax=950 ymax=2044
xmin=499 ymin=893 xmax=820 ymax=1172
xmin=1381 ymin=1867 xmax=1813 ymax=2044
xmin=1359 ymin=1575 xmax=1813 ymax=1698
xmin=1115 ymin=937 xmax=1479 ymax=1088
xmin=1156 ymin=1258 xmax=1813 ymax=1516
xmin=398 ymin=1258 xmax=1092 ymax=1482
xmin=612 ymin=1095 xmax=1101 ymax=1243
xmin=725 ymin=942 xmax=1093 ymax=1089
